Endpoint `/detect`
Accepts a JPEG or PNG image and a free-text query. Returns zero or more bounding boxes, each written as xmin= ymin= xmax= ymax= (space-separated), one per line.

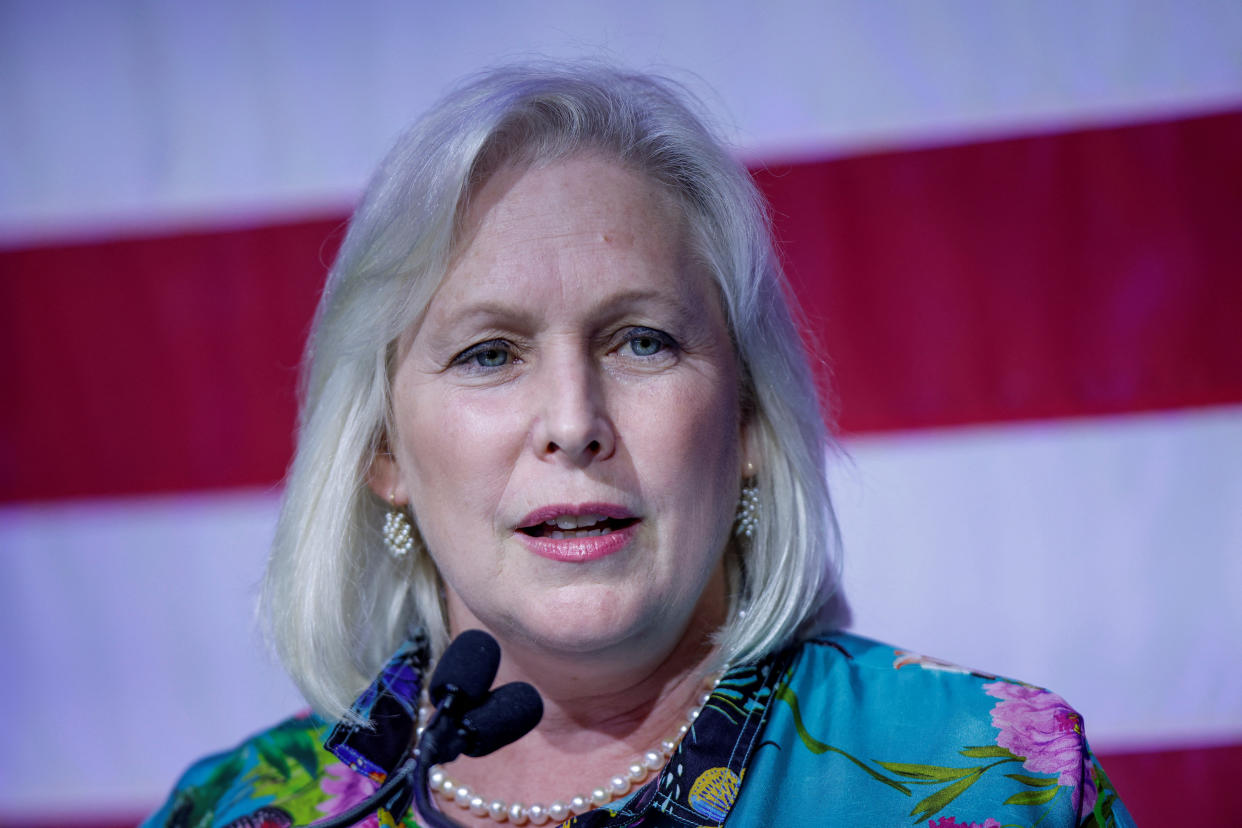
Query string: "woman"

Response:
xmin=145 ymin=64 xmax=1132 ymax=827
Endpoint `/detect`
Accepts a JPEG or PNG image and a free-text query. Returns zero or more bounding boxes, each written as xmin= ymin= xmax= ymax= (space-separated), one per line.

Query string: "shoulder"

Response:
xmin=140 ymin=712 xmax=380 ymax=828
xmin=788 ymin=630 xmax=1014 ymax=702
xmin=728 ymin=631 xmax=1133 ymax=826
xmin=777 ymin=631 xmax=1040 ymax=764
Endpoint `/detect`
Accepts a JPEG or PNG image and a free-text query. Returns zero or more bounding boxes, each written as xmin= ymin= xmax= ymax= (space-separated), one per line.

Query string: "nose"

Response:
xmin=532 ymin=350 xmax=616 ymax=466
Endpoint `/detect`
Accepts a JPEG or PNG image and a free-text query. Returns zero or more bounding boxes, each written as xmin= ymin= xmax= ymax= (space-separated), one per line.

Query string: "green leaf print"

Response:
xmin=243 ymin=720 xmax=324 ymax=786
xmin=255 ymin=739 xmax=292 ymax=780
xmin=773 ymin=683 xmax=1072 ymax=825
xmin=1005 ymin=772 xmax=1058 ymax=788
xmin=959 ymin=745 xmax=1017 ymax=759
xmin=1004 ymin=787 xmax=1061 ymax=806
xmin=775 ymin=684 xmax=912 ymax=795
xmin=908 ymin=768 xmax=983 ymax=823
xmin=874 ymin=761 xmax=979 ymax=782
xmin=169 ymin=752 xmax=247 ymax=828
xmin=273 ymin=724 xmax=324 ymax=781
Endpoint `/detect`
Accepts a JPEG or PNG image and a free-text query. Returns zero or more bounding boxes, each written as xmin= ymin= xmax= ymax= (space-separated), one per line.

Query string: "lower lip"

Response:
xmin=518 ymin=522 xmax=638 ymax=562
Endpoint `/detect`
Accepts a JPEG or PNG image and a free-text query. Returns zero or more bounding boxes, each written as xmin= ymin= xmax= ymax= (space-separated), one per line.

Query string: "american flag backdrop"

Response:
xmin=2 ymin=2 xmax=1240 ymax=825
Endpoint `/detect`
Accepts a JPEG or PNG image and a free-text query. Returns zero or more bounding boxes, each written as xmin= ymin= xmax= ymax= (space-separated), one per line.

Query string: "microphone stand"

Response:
xmin=408 ymin=695 xmax=474 ymax=828
xmin=306 ymin=714 xmax=463 ymax=828
xmin=411 ymin=746 xmax=459 ymax=828
xmin=305 ymin=754 xmax=424 ymax=828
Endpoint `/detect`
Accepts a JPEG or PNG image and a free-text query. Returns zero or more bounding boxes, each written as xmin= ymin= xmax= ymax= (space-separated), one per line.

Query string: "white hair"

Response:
xmin=263 ymin=62 xmax=849 ymax=723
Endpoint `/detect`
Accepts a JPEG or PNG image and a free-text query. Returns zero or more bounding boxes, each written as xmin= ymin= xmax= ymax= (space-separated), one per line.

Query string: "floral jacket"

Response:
xmin=143 ymin=632 xmax=1134 ymax=827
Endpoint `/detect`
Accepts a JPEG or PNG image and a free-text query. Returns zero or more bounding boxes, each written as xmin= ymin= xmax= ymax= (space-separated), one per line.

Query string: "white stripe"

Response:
xmin=2 ymin=0 xmax=1241 ymax=241
xmin=2 ymin=408 xmax=1239 ymax=813
xmin=0 ymin=489 xmax=300 ymax=815
xmin=833 ymin=404 xmax=1242 ymax=751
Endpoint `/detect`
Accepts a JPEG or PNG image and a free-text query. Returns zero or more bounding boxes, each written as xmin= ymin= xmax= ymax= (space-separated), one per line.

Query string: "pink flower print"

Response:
xmin=317 ymin=761 xmax=381 ymax=828
xmin=984 ymin=681 xmax=1096 ymax=811
xmin=928 ymin=819 xmax=1000 ymax=828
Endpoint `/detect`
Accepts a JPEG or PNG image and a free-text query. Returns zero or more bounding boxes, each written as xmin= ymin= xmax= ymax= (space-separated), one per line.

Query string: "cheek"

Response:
xmin=630 ymin=377 xmax=741 ymax=514
xmin=395 ymin=385 xmax=525 ymax=532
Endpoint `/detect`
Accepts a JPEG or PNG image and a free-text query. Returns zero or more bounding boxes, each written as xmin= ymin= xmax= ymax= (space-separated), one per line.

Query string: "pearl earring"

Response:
xmin=735 ymin=481 xmax=760 ymax=539
xmin=383 ymin=493 xmax=415 ymax=558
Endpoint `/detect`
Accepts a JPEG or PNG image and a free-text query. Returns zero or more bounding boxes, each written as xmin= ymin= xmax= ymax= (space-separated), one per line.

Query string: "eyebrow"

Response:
xmin=434 ymin=287 xmax=700 ymax=332
xmin=434 ymin=302 xmax=542 ymax=332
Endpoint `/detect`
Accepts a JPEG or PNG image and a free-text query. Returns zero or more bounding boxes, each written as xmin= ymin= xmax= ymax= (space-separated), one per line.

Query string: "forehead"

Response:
xmin=466 ymin=155 xmax=681 ymax=255
xmin=429 ymin=155 xmax=713 ymax=313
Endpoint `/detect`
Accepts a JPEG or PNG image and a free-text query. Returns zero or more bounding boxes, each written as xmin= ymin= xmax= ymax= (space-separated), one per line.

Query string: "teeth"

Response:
xmin=549 ymin=514 xmax=605 ymax=530
xmin=546 ymin=526 xmax=610 ymax=540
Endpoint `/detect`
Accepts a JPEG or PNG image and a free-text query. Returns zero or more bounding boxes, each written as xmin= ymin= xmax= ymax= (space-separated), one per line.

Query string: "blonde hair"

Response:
xmin=264 ymin=63 xmax=848 ymax=722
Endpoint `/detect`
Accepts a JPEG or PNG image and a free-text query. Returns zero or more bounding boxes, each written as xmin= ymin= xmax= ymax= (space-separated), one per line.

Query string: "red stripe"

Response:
xmin=1097 ymin=741 xmax=1242 ymax=824
xmin=2 ymin=218 xmax=341 ymax=501
xmin=756 ymin=109 xmax=1242 ymax=433
xmin=3 ymin=110 xmax=1240 ymax=501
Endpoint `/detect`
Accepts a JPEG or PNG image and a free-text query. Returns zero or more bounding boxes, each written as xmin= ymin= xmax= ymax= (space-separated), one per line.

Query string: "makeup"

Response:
xmin=516 ymin=503 xmax=639 ymax=562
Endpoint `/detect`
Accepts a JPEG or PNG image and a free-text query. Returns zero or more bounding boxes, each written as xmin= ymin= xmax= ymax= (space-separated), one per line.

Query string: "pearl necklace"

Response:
xmin=417 ymin=672 xmax=721 ymax=825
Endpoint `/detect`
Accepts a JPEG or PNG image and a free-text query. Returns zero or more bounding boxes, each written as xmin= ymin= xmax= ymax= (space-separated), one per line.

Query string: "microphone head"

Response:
xmin=429 ymin=629 xmax=501 ymax=707
xmin=460 ymin=681 xmax=544 ymax=757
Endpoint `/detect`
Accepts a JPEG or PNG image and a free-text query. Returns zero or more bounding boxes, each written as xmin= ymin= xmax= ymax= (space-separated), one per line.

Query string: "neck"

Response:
xmin=509 ymin=608 xmax=719 ymax=749
xmin=432 ymin=567 xmax=728 ymax=812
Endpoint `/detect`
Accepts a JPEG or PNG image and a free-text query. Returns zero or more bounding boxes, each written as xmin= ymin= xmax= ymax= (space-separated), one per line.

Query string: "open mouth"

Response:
xmin=518 ymin=514 xmax=639 ymax=539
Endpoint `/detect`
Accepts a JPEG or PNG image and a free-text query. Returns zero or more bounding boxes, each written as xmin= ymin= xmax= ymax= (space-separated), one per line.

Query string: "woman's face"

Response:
xmin=375 ymin=155 xmax=748 ymax=663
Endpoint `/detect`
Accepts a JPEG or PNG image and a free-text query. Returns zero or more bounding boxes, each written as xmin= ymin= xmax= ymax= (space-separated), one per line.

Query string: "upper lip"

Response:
xmin=517 ymin=502 xmax=638 ymax=530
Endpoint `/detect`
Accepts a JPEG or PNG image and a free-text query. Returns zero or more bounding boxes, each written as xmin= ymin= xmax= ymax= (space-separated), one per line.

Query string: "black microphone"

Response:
xmin=457 ymin=680 xmax=544 ymax=757
xmin=413 ymin=631 xmax=543 ymax=828
xmin=428 ymin=629 xmax=500 ymax=708
xmin=417 ymin=631 xmax=543 ymax=765
xmin=300 ymin=630 xmax=542 ymax=828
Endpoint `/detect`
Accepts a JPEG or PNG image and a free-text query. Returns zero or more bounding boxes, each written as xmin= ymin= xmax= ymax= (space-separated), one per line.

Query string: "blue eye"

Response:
xmin=629 ymin=334 xmax=663 ymax=356
xmin=453 ymin=340 xmax=512 ymax=370
xmin=474 ymin=346 xmax=509 ymax=367
xmin=623 ymin=327 xmax=675 ymax=358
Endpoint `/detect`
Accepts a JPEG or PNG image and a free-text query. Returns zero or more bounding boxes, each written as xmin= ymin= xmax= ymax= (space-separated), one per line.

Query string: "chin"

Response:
xmin=505 ymin=584 xmax=665 ymax=655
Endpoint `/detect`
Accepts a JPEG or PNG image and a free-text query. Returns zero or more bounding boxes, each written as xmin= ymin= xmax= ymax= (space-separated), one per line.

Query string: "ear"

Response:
xmin=367 ymin=450 xmax=408 ymax=505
